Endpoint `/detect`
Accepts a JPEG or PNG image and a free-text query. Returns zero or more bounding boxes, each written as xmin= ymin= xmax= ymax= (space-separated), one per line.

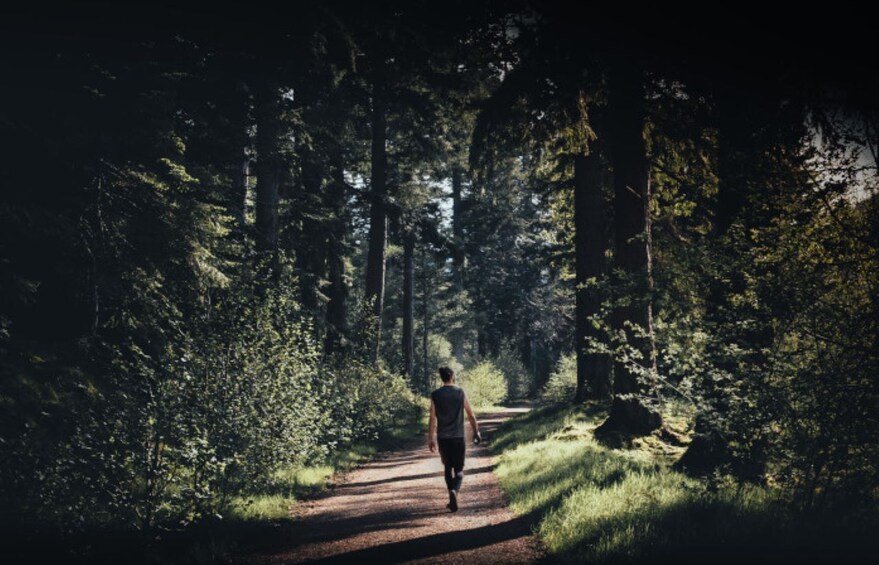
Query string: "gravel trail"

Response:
xmin=239 ymin=407 xmax=543 ymax=564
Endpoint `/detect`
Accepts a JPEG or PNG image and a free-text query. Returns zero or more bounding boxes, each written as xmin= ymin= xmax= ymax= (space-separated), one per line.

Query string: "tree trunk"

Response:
xmin=227 ymin=80 xmax=250 ymax=232
xmin=402 ymin=228 xmax=416 ymax=382
xmin=229 ymin=148 xmax=248 ymax=229
xmin=254 ymin=80 xmax=281 ymax=251
xmin=450 ymin=166 xmax=466 ymax=360
xmin=519 ymin=329 xmax=532 ymax=372
xmin=451 ymin=167 xmax=465 ymax=273
xmin=421 ymin=245 xmax=430 ymax=394
xmin=597 ymin=63 xmax=662 ymax=435
xmin=324 ymin=157 xmax=349 ymax=355
xmin=364 ymin=58 xmax=388 ymax=357
xmin=298 ymin=153 xmax=327 ymax=325
xmin=573 ymin=150 xmax=612 ymax=402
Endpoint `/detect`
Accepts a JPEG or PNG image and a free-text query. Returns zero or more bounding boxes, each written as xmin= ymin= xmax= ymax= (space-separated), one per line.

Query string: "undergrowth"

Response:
xmin=489 ymin=403 xmax=878 ymax=563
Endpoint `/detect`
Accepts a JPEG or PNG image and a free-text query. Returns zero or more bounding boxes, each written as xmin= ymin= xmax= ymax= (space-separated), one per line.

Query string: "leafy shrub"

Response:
xmin=491 ymin=344 xmax=535 ymax=399
xmin=0 ymin=252 xmax=426 ymax=537
xmin=541 ymin=352 xmax=576 ymax=404
xmin=422 ymin=334 xmax=463 ymax=391
xmin=459 ymin=360 xmax=508 ymax=408
xmin=326 ymin=358 xmax=424 ymax=444
xmin=168 ymin=259 xmax=328 ymax=513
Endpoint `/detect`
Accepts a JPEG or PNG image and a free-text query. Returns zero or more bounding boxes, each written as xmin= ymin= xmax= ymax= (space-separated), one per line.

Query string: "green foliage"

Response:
xmin=324 ymin=357 xmax=425 ymax=444
xmin=0 ymin=34 xmax=426 ymax=540
xmin=490 ymin=344 xmax=535 ymax=399
xmin=167 ymin=255 xmax=328 ymax=512
xmin=459 ymin=360 xmax=508 ymax=408
xmin=540 ymin=352 xmax=577 ymax=404
xmin=463 ymin=154 xmax=570 ymax=381
xmin=491 ymin=405 xmax=879 ymax=564
xmin=228 ymin=406 xmax=429 ymax=523
xmin=1 ymin=248 xmax=424 ymax=537
xmin=424 ymin=334 xmax=463 ymax=383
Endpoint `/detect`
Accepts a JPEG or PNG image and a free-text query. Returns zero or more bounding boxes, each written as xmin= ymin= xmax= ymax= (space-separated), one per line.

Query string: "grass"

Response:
xmin=226 ymin=399 xmax=495 ymax=523
xmin=226 ymin=447 xmax=381 ymax=522
xmin=489 ymin=402 xmax=879 ymax=563
xmin=150 ymin=415 xmax=431 ymax=563
xmin=4 ymin=412 xmax=432 ymax=564
xmin=227 ymin=414 xmax=430 ymax=522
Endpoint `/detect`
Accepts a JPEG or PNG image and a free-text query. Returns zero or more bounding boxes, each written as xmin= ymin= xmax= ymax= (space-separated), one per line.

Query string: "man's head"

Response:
xmin=438 ymin=366 xmax=455 ymax=383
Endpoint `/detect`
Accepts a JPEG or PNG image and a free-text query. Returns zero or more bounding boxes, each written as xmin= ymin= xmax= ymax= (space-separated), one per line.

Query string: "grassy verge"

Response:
xmin=198 ymin=411 xmax=431 ymax=559
xmin=7 ymin=411 xmax=430 ymax=564
xmin=164 ymin=414 xmax=430 ymax=563
xmin=226 ymin=416 xmax=428 ymax=522
xmin=489 ymin=403 xmax=878 ymax=563
xmin=225 ymin=400 xmax=505 ymax=524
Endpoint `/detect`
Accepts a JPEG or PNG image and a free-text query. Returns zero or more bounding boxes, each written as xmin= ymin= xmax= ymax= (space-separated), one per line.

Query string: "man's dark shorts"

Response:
xmin=438 ymin=437 xmax=465 ymax=469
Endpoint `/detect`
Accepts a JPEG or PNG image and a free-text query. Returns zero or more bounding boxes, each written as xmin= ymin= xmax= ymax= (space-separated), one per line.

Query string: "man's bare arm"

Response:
xmin=428 ymin=398 xmax=437 ymax=452
xmin=463 ymin=394 xmax=481 ymax=442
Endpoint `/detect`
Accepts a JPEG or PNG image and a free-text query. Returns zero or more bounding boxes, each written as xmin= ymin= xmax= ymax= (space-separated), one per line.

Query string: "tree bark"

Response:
xmin=451 ymin=167 xmax=465 ymax=271
xmin=450 ymin=165 xmax=466 ymax=360
xmin=519 ymin=330 xmax=532 ymax=370
xmin=402 ymin=228 xmax=416 ymax=382
xmin=226 ymin=79 xmax=250 ymax=232
xmin=364 ymin=56 xmax=388 ymax=357
xmin=421 ymin=245 xmax=430 ymax=394
xmin=254 ymin=80 xmax=281 ymax=251
xmin=229 ymin=148 xmax=248 ymax=229
xmin=324 ymin=157 xmax=349 ymax=355
xmin=298 ymin=152 xmax=327 ymax=324
xmin=597 ymin=63 xmax=662 ymax=435
xmin=573 ymin=150 xmax=612 ymax=402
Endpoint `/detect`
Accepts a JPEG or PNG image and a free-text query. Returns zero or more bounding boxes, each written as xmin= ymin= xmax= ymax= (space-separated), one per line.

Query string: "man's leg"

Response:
xmin=454 ymin=438 xmax=467 ymax=491
xmin=444 ymin=439 xmax=464 ymax=511
xmin=448 ymin=470 xmax=458 ymax=512
xmin=452 ymin=466 xmax=463 ymax=492
xmin=439 ymin=439 xmax=459 ymax=511
xmin=445 ymin=463 xmax=459 ymax=511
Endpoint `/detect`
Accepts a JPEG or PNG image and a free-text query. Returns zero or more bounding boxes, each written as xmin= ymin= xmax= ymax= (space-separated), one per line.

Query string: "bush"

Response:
xmin=326 ymin=358 xmax=424 ymax=444
xmin=459 ymin=360 xmax=508 ymax=408
xmin=0 ymin=254 xmax=427 ymax=538
xmin=540 ymin=352 xmax=576 ymax=404
xmin=421 ymin=334 xmax=463 ymax=393
xmin=491 ymin=344 xmax=535 ymax=399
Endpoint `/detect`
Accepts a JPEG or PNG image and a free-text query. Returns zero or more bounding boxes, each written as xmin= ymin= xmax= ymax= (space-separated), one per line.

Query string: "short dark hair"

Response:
xmin=438 ymin=366 xmax=454 ymax=383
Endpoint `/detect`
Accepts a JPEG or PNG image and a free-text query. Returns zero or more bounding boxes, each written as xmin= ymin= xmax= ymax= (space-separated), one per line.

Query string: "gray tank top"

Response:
xmin=431 ymin=385 xmax=465 ymax=438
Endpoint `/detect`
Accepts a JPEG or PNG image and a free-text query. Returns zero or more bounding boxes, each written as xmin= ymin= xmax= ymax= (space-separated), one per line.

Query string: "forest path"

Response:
xmin=238 ymin=406 xmax=544 ymax=564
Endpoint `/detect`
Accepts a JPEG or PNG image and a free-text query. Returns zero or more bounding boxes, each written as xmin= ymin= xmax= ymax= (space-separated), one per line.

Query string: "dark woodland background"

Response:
xmin=1 ymin=2 xmax=877 ymax=562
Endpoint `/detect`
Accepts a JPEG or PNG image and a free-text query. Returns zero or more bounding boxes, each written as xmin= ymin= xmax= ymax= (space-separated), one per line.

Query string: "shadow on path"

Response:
xmin=341 ymin=465 xmax=495 ymax=489
xmin=304 ymin=516 xmax=536 ymax=564
xmin=239 ymin=406 xmax=543 ymax=564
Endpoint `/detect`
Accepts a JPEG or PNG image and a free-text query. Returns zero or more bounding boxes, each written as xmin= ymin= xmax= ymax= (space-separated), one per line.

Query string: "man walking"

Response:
xmin=428 ymin=366 xmax=481 ymax=512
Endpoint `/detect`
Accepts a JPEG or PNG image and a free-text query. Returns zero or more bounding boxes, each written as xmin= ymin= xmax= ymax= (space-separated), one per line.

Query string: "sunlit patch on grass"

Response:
xmin=226 ymin=461 xmax=352 ymax=521
xmin=226 ymin=416 xmax=428 ymax=523
xmin=228 ymin=494 xmax=295 ymax=521
xmin=489 ymin=402 xmax=878 ymax=563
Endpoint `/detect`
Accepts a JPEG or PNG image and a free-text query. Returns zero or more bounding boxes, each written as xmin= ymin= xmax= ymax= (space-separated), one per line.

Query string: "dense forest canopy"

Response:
xmin=1 ymin=1 xmax=876 ymax=560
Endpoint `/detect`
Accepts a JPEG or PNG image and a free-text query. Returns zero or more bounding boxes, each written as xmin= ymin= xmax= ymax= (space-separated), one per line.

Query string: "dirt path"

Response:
xmin=238 ymin=407 xmax=544 ymax=564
